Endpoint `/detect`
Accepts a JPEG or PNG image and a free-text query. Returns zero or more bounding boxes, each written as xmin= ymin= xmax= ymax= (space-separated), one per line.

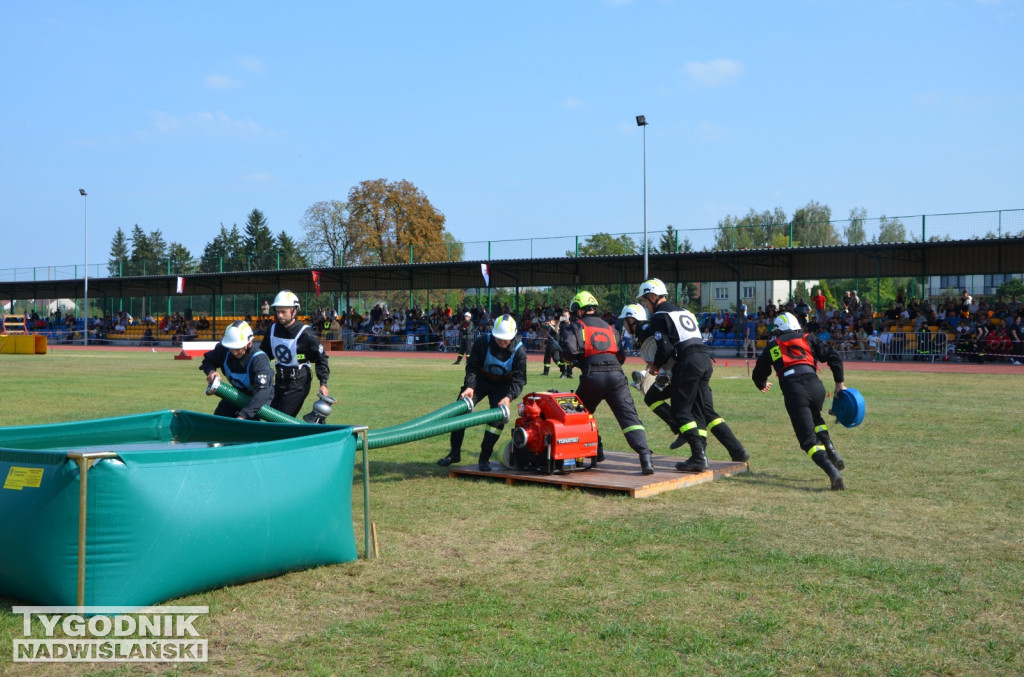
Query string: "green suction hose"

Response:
xmin=206 ymin=379 xmax=508 ymax=451
xmin=365 ymin=405 xmax=509 ymax=449
xmin=370 ymin=397 xmax=473 ymax=435
xmin=206 ymin=378 xmax=303 ymax=424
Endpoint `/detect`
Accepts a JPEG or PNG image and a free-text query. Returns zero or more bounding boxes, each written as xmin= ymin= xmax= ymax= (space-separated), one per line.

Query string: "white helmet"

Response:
xmin=464 ymin=311 xmax=472 ymax=319
xmin=271 ymin=290 xmax=300 ymax=310
xmin=619 ymin=303 xmax=648 ymax=322
xmin=637 ymin=278 xmax=668 ymax=299
xmin=222 ymin=320 xmax=254 ymax=349
xmin=492 ymin=314 xmax=517 ymax=341
xmin=774 ymin=312 xmax=801 ymax=333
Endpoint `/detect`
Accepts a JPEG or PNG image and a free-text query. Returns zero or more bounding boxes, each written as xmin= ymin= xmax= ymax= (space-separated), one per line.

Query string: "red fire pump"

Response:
xmin=500 ymin=391 xmax=599 ymax=474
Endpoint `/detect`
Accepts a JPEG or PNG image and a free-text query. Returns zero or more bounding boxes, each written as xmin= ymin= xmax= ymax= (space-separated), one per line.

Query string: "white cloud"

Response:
xmin=244 ymin=172 xmax=273 ymax=182
xmin=684 ymin=58 xmax=743 ymax=87
xmin=205 ymin=74 xmax=243 ymax=90
xmin=563 ymin=96 xmax=586 ymax=110
xmin=150 ymin=110 xmax=262 ymax=137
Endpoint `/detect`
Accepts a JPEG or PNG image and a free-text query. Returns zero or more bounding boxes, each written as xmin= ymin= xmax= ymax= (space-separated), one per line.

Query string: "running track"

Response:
xmin=48 ymin=344 xmax=1023 ymax=376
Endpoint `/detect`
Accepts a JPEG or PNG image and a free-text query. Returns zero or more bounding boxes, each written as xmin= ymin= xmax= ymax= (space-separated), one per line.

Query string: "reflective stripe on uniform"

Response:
xmin=707 ymin=417 xmax=724 ymax=429
xmin=806 ymin=444 xmax=825 ymax=458
xmin=814 ymin=424 xmax=828 ymax=434
xmin=622 ymin=424 xmax=645 ymax=434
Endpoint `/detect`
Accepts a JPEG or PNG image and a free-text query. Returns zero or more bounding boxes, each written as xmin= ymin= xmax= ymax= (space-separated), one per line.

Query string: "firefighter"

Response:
xmin=452 ymin=311 xmax=474 ymax=365
xmin=540 ymin=316 xmax=565 ymax=376
xmin=637 ymin=278 xmax=716 ymax=473
xmin=620 ymin=303 xmax=750 ymax=465
xmin=560 ymin=291 xmax=654 ymax=475
xmin=200 ymin=320 xmax=274 ymax=420
xmin=258 ymin=290 xmax=330 ymax=417
xmin=437 ymin=314 xmax=527 ymax=471
xmin=751 ymin=312 xmax=848 ymax=490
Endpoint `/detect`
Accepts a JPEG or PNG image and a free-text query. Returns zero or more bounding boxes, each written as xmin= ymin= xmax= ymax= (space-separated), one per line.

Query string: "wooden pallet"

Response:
xmin=448 ymin=450 xmax=748 ymax=498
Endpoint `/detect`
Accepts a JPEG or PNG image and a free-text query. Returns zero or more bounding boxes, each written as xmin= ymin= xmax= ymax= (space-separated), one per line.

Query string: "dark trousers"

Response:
xmin=780 ymin=377 xmax=827 ymax=452
xmin=667 ymin=348 xmax=713 ymax=442
xmin=450 ymin=382 xmax=513 ymax=454
xmin=575 ymin=369 xmax=649 ymax=454
xmin=271 ymin=369 xmax=312 ymax=417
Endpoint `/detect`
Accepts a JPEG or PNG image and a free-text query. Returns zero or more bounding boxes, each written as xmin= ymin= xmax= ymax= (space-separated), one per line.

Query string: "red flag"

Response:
xmin=312 ymin=270 xmax=321 ymax=296
xmin=175 ymin=276 xmax=185 ymax=294
xmin=481 ymin=263 xmax=490 ymax=287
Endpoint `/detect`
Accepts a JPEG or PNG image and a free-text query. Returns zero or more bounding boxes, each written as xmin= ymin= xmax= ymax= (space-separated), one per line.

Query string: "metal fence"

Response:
xmin=3 ymin=208 xmax=1022 ymax=283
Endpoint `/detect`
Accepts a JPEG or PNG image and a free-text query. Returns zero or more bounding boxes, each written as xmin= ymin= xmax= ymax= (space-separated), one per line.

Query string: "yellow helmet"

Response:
xmin=570 ymin=291 xmax=599 ymax=313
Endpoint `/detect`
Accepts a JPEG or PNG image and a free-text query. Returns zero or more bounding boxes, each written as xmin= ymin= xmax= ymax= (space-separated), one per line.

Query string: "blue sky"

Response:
xmin=2 ymin=0 xmax=1021 ymax=272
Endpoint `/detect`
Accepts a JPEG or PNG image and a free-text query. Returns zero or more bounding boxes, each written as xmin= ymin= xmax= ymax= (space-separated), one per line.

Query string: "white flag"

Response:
xmin=481 ymin=263 xmax=490 ymax=287
xmin=176 ymin=276 xmax=185 ymax=294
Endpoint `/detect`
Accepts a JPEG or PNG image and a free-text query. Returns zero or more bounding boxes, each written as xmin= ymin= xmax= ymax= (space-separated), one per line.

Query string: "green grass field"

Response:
xmin=1 ymin=350 xmax=1022 ymax=676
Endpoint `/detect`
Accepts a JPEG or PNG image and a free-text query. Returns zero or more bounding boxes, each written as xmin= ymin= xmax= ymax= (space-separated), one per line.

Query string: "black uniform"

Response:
xmin=452 ymin=319 xmax=475 ymax=364
xmin=445 ymin=333 xmax=528 ymax=469
xmin=633 ymin=318 xmax=748 ymax=463
xmin=645 ymin=301 xmax=715 ymax=466
xmin=199 ymin=343 xmax=274 ymax=420
xmin=560 ymin=313 xmax=652 ymax=472
xmin=751 ymin=329 xmax=847 ymax=489
xmin=541 ymin=321 xmax=564 ymax=376
xmin=258 ymin=320 xmax=330 ymax=417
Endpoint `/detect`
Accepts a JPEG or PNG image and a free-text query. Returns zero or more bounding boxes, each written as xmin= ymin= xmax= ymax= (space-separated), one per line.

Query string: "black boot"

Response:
xmin=595 ymin=437 xmax=605 ymax=462
xmin=437 ymin=450 xmax=461 ymax=467
xmin=811 ymin=449 xmax=845 ymax=490
xmin=543 ymin=366 xmax=550 ymax=376
xmin=675 ymin=439 xmax=708 ymax=472
xmin=639 ymin=451 xmax=655 ymax=475
xmin=478 ymin=450 xmax=493 ymax=472
xmin=452 ymin=355 xmax=462 ymax=365
xmin=820 ymin=435 xmax=845 ymax=470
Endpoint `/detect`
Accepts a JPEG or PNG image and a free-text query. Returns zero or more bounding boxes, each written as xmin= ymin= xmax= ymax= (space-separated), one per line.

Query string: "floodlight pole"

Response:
xmin=636 ymin=115 xmax=649 ymax=279
xmin=79 ymin=189 xmax=88 ymax=346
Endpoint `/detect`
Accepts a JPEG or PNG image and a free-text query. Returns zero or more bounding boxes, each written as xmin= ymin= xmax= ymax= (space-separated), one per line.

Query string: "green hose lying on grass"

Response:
xmin=206 ymin=379 xmax=508 ymax=449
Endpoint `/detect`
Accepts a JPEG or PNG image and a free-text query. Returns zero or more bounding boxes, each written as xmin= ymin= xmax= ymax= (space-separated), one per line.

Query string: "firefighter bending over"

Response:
xmin=438 ymin=314 xmax=528 ymax=471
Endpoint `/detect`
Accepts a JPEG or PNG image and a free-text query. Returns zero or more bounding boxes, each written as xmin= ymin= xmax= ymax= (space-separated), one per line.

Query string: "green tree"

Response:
xmin=568 ymin=232 xmax=637 ymax=257
xmin=346 ymin=179 xmax=450 ymax=265
xmin=300 ymin=200 xmax=353 ymax=267
xmin=107 ymin=228 xmax=130 ymax=276
xmin=713 ymin=207 xmax=788 ymax=250
xmin=876 ymin=215 xmax=907 ymax=244
xmin=997 ymin=278 xmax=1024 ymax=298
xmin=657 ymin=225 xmax=694 ymax=254
xmin=127 ymin=225 xmax=167 ymax=276
xmin=791 ymin=200 xmax=840 ymax=246
xmin=845 ymin=207 xmax=868 ymax=245
xmin=276 ymin=231 xmax=308 ymax=269
xmin=242 ymin=209 xmax=277 ymax=270
xmin=200 ymin=224 xmax=245 ymax=272
xmin=167 ymin=243 xmax=195 ymax=274
xmin=442 ymin=231 xmax=464 ymax=262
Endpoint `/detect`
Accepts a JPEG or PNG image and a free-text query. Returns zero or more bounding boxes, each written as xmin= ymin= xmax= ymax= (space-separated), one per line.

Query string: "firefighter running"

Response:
xmin=637 ymin=278 xmax=745 ymax=473
xmin=619 ymin=302 xmax=750 ymax=465
xmin=437 ymin=314 xmax=528 ymax=471
xmin=559 ymin=291 xmax=654 ymax=475
xmin=751 ymin=312 xmax=848 ymax=491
